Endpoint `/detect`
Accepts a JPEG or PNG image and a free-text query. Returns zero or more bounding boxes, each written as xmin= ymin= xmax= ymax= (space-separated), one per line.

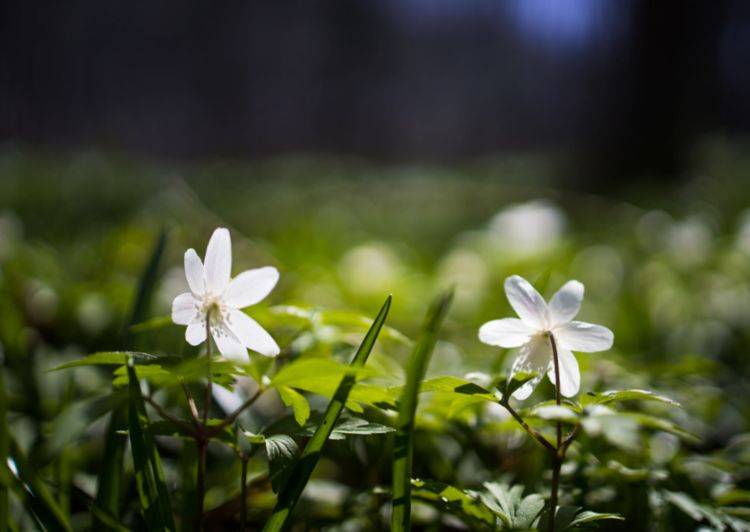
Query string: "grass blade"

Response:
xmin=263 ymin=295 xmax=392 ymax=532
xmin=7 ymin=438 xmax=72 ymax=532
xmin=94 ymin=230 xmax=167 ymax=529
xmin=391 ymin=289 xmax=453 ymax=532
xmin=127 ymin=359 xmax=176 ymax=530
xmin=0 ymin=364 xmax=10 ymax=532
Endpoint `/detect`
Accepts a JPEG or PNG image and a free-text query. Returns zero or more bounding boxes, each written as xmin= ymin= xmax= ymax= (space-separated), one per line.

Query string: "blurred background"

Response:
xmin=2 ymin=0 xmax=750 ymax=529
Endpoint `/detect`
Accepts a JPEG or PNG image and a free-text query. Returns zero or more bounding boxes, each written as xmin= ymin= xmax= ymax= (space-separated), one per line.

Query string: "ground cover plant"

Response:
xmin=2 ymin=147 xmax=750 ymax=530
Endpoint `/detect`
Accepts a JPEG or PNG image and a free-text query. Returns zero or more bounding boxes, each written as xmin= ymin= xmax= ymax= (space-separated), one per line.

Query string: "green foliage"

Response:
xmin=480 ymin=482 xmax=546 ymax=530
xmin=410 ymin=479 xmax=495 ymax=528
xmin=126 ymin=361 xmax=176 ymax=530
xmin=264 ymin=296 xmax=392 ymax=531
xmin=392 ymin=289 xmax=454 ymax=532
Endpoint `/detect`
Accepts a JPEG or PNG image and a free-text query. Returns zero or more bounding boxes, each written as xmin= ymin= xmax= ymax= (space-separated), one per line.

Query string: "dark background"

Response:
xmin=1 ymin=0 xmax=749 ymax=184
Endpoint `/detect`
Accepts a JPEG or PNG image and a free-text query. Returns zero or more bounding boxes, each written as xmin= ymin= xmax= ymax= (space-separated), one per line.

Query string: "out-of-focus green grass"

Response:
xmin=2 ymin=141 xmax=750 ymax=529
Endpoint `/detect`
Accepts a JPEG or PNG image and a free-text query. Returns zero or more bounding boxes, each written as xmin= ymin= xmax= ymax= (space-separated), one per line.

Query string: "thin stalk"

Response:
xmin=208 ymin=389 xmax=263 ymax=436
xmin=499 ymin=400 xmax=556 ymax=453
xmin=548 ymin=333 xmax=562 ymax=532
xmin=195 ymin=439 xmax=207 ymax=532
xmin=144 ymin=396 xmax=196 ymax=435
xmin=240 ymin=457 xmax=248 ymax=531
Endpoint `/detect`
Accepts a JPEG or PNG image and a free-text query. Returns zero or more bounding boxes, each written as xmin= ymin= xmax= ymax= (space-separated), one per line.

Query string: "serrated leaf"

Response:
xmin=49 ymin=351 xmax=158 ymax=372
xmin=278 ymin=386 xmax=311 ymax=426
xmin=265 ymin=435 xmax=300 ymax=493
xmin=481 ymin=482 xmax=545 ymax=529
xmin=582 ymin=389 xmax=681 ymax=408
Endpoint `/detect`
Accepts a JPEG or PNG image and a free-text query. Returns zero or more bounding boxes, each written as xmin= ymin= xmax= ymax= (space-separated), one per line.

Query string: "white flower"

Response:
xmin=171 ymin=228 xmax=280 ymax=362
xmin=478 ymin=275 xmax=613 ymax=400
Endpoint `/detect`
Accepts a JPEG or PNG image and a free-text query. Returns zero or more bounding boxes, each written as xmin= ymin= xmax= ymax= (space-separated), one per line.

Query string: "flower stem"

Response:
xmin=195 ymin=438 xmax=207 ymax=532
xmin=240 ymin=456 xmax=249 ymax=530
xmin=207 ymin=388 xmax=264 ymax=436
xmin=548 ymin=333 xmax=562 ymax=532
xmin=499 ymin=400 xmax=556 ymax=453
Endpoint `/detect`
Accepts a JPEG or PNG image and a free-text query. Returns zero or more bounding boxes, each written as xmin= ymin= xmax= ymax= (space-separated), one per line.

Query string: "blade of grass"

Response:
xmin=0 ymin=364 xmax=10 ymax=532
xmin=391 ymin=289 xmax=453 ymax=532
xmin=7 ymin=437 xmax=72 ymax=532
xmin=94 ymin=230 xmax=167 ymax=530
xmin=127 ymin=359 xmax=176 ymax=531
xmin=262 ymin=295 xmax=392 ymax=532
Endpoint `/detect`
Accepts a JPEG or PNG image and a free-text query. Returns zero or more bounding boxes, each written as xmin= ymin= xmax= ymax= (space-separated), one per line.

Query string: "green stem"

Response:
xmin=195 ymin=439 xmax=207 ymax=532
xmin=499 ymin=400 xmax=556 ymax=453
xmin=240 ymin=457 xmax=248 ymax=531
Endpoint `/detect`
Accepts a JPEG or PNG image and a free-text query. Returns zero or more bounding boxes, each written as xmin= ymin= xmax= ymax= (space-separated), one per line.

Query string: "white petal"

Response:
xmin=226 ymin=308 xmax=280 ymax=357
xmin=212 ymin=384 xmax=244 ymax=414
xmin=172 ymin=292 xmax=200 ymax=325
xmin=510 ymin=335 xmax=551 ymax=400
xmin=184 ymin=249 xmax=205 ymax=295
xmin=554 ymin=321 xmax=614 ymax=352
xmin=547 ymin=280 xmax=583 ymax=327
xmin=204 ymin=228 xmax=232 ymax=294
xmin=504 ymin=275 xmax=548 ymax=330
xmin=211 ymin=324 xmax=248 ymax=363
xmin=223 ymin=267 xmax=279 ymax=309
xmin=478 ymin=318 xmax=535 ymax=348
xmin=185 ymin=321 xmax=207 ymax=346
xmin=546 ymin=347 xmax=580 ymax=397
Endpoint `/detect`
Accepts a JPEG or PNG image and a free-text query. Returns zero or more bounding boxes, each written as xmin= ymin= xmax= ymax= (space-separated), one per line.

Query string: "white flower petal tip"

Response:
xmin=205 ymin=227 xmax=232 ymax=294
xmin=548 ymin=280 xmax=584 ymax=326
xmin=503 ymin=275 xmax=548 ymax=330
xmin=478 ymin=318 xmax=534 ymax=348
xmin=554 ymin=321 xmax=614 ymax=352
xmin=224 ymin=266 xmax=280 ymax=309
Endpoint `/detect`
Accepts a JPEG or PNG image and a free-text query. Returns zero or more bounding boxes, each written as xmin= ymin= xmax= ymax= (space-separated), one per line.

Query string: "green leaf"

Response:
xmin=49 ymin=351 xmax=158 ymax=372
xmin=271 ymin=358 xmax=375 ymax=388
xmin=263 ymin=296 xmax=392 ymax=532
xmin=549 ymin=506 xmax=624 ymax=530
xmin=278 ymin=386 xmax=311 ymax=426
xmin=392 ymin=290 xmax=453 ymax=532
xmin=265 ymin=435 xmax=300 ymax=494
xmin=420 ymin=376 xmax=496 ymax=399
xmin=527 ymin=404 xmax=579 ymax=423
xmin=45 ymin=392 xmax=127 ymax=453
xmin=568 ymin=510 xmax=626 ymax=527
xmin=625 ymin=412 xmax=699 ymax=441
xmin=126 ymin=360 xmax=176 ymax=530
xmin=582 ymin=389 xmax=681 ymax=408
xmin=411 ymin=478 xmax=495 ymax=529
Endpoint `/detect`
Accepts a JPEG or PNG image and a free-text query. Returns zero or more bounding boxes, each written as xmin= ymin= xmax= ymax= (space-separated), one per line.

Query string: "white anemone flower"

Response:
xmin=478 ymin=275 xmax=613 ymax=400
xmin=171 ymin=227 xmax=280 ymax=362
